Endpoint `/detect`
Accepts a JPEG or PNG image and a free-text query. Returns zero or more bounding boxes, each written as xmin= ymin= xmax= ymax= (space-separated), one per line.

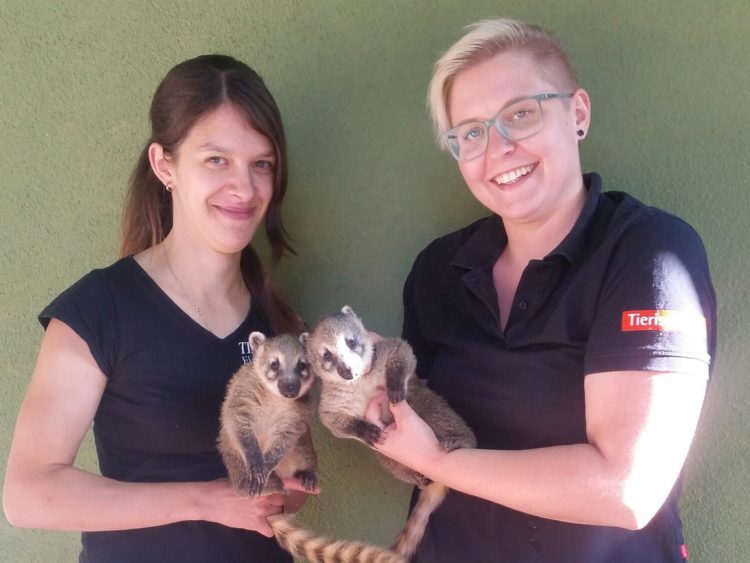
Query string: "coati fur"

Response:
xmin=219 ymin=331 xmax=404 ymax=563
xmin=305 ymin=306 xmax=477 ymax=559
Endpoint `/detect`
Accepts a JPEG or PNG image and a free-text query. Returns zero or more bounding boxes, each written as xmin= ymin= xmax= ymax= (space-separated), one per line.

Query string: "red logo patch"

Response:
xmin=680 ymin=543 xmax=689 ymax=558
xmin=621 ymin=310 xmax=706 ymax=333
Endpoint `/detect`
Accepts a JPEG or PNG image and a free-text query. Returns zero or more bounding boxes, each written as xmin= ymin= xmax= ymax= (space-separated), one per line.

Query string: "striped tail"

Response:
xmin=268 ymin=514 xmax=406 ymax=563
xmin=392 ymin=482 xmax=448 ymax=558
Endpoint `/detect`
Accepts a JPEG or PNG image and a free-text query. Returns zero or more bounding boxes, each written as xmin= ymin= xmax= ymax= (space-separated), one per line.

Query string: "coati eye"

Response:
xmin=296 ymin=359 xmax=308 ymax=373
xmin=269 ymin=359 xmax=280 ymax=371
xmin=322 ymin=350 xmax=333 ymax=362
xmin=345 ymin=337 xmax=358 ymax=351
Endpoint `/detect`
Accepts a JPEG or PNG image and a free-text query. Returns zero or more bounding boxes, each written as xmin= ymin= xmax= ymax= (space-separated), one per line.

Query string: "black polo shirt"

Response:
xmin=402 ymin=172 xmax=716 ymax=563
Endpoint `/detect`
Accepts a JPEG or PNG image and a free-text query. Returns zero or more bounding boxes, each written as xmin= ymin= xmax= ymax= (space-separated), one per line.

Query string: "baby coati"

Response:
xmin=219 ymin=331 xmax=404 ymax=563
xmin=218 ymin=331 xmax=318 ymax=498
xmin=305 ymin=306 xmax=477 ymax=559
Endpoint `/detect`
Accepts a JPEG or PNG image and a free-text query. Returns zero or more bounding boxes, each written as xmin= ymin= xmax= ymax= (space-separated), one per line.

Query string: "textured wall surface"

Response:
xmin=1 ymin=0 xmax=748 ymax=561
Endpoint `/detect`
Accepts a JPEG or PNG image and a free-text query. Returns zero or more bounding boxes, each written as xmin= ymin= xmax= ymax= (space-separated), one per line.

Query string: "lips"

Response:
xmin=492 ymin=164 xmax=535 ymax=186
xmin=214 ymin=205 xmax=256 ymax=221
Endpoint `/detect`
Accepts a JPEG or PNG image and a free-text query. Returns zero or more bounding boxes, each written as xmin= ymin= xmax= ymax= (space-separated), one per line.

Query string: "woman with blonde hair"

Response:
xmin=369 ymin=18 xmax=715 ymax=562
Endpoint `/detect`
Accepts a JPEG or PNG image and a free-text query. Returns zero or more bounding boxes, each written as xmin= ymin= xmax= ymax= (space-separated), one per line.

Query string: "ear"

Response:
xmin=249 ymin=332 xmax=266 ymax=354
xmin=148 ymin=142 xmax=176 ymax=188
xmin=299 ymin=332 xmax=309 ymax=346
xmin=341 ymin=305 xmax=355 ymax=316
xmin=572 ymin=88 xmax=591 ymax=139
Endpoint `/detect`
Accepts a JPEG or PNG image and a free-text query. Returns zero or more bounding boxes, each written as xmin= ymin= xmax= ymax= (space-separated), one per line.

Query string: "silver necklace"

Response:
xmin=163 ymin=246 xmax=245 ymax=332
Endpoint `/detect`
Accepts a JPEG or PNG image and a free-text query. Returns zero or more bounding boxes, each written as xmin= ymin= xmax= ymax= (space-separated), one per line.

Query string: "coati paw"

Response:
xmin=386 ymin=383 xmax=407 ymax=404
xmin=264 ymin=472 xmax=285 ymax=494
xmin=293 ymin=469 xmax=319 ymax=492
xmin=356 ymin=420 xmax=384 ymax=446
xmin=414 ymin=472 xmax=432 ymax=488
xmin=230 ymin=475 xmax=253 ymax=497
xmin=247 ymin=472 xmax=269 ymax=497
xmin=439 ymin=435 xmax=477 ymax=452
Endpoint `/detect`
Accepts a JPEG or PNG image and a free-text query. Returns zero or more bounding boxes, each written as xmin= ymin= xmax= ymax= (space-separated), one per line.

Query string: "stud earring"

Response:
xmin=577 ymin=129 xmax=585 ymax=138
xmin=165 ymin=184 xmax=173 ymax=192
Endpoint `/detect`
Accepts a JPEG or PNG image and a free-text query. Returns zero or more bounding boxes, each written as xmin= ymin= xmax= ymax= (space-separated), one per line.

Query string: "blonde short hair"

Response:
xmin=427 ymin=18 xmax=579 ymax=147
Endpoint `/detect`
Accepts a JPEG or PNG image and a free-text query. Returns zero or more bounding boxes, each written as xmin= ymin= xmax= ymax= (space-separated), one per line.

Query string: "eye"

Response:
xmin=269 ymin=359 xmax=280 ymax=371
xmin=345 ymin=337 xmax=358 ymax=351
xmin=207 ymin=156 xmax=228 ymax=166
xmin=322 ymin=350 xmax=333 ymax=362
xmin=502 ymin=102 xmax=539 ymax=126
xmin=462 ymin=125 xmax=485 ymax=143
xmin=296 ymin=359 xmax=308 ymax=373
xmin=254 ymin=159 xmax=275 ymax=172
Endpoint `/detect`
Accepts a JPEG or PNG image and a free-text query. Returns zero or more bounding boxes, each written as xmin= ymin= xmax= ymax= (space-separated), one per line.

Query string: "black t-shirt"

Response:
xmin=402 ymin=173 xmax=716 ymax=563
xmin=40 ymin=256 xmax=291 ymax=563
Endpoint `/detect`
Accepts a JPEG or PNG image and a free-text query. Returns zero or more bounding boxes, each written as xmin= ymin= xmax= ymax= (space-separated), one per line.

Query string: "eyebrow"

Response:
xmin=196 ymin=142 xmax=275 ymax=158
xmin=452 ymin=94 xmax=540 ymax=128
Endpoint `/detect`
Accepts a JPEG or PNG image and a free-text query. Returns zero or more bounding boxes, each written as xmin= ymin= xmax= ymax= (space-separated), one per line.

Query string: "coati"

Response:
xmin=219 ymin=331 xmax=405 ymax=563
xmin=218 ymin=331 xmax=318 ymax=498
xmin=305 ymin=306 xmax=477 ymax=559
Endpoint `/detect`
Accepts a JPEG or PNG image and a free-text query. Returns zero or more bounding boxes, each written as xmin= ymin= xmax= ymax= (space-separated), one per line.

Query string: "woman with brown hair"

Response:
xmin=3 ymin=55 xmax=309 ymax=562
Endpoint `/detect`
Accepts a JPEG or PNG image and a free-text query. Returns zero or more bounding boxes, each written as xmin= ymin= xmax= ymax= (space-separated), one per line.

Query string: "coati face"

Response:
xmin=248 ymin=332 xmax=314 ymax=399
xmin=305 ymin=306 xmax=375 ymax=383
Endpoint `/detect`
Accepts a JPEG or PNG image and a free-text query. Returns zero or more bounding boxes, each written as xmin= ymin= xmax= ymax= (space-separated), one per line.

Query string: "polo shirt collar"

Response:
xmin=548 ymin=172 xmax=602 ymax=264
xmin=450 ymin=215 xmax=506 ymax=272
xmin=450 ymin=172 xmax=602 ymax=272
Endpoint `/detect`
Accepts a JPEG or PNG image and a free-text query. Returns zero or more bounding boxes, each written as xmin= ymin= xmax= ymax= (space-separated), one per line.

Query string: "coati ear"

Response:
xmin=299 ymin=332 xmax=309 ymax=346
xmin=248 ymin=332 xmax=266 ymax=354
xmin=341 ymin=305 xmax=356 ymax=316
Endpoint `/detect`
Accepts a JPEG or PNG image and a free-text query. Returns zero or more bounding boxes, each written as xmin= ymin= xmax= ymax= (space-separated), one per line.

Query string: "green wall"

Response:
xmin=1 ymin=0 xmax=747 ymax=560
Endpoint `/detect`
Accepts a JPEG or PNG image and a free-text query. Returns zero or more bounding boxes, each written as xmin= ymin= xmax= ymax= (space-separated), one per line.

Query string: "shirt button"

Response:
xmin=518 ymin=300 xmax=528 ymax=310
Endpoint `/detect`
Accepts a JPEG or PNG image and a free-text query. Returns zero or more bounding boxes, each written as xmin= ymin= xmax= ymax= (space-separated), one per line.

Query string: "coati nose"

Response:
xmin=337 ymin=364 xmax=353 ymax=380
xmin=279 ymin=380 xmax=301 ymax=398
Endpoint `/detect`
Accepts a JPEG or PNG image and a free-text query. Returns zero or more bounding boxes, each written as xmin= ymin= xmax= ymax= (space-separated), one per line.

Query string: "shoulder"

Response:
xmin=60 ymin=257 xmax=137 ymax=293
xmin=602 ymin=192 xmax=709 ymax=262
xmin=39 ymin=258 xmax=136 ymax=328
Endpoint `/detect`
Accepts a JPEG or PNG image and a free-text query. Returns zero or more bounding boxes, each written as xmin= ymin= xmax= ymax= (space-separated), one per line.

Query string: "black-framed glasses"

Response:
xmin=442 ymin=92 xmax=575 ymax=162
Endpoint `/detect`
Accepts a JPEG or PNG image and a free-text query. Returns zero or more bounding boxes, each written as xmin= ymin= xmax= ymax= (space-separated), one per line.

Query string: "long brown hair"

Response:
xmin=120 ymin=54 xmax=303 ymax=334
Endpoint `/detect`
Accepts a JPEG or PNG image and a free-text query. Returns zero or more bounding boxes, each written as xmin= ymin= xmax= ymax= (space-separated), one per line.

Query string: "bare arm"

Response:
xmin=2 ymin=319 xmax=284 ymax=536
xmin=369 ymin=369 xmax=707 ymax=529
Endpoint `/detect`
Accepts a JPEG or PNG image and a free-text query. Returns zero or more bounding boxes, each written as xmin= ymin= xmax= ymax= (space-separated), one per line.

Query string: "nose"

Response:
xmin=336 ymin=364 xmax=353 ymax=380
xmin=485 ymin=124 xmax=515 ymax=159
xmin=278 ymin=378 xmax=301 ymax=398
xmin=229 ymin=166 xmax=257 ymax=199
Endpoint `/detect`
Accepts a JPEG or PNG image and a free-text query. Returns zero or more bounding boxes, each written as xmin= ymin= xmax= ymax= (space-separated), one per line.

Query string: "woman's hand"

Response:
xmin=363 ymin=391 xmax=446 ymax=476
xmin=199 ymin=474 xmax=322 ymax=535
xmin=198 ymin=479 xmax=285 ymax=536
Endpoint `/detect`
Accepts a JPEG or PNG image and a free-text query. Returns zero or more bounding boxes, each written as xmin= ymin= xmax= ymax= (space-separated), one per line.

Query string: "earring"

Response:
xmin=165 ymin=184 xmax=173 ymax=192
xmin=577 ymin=129 xmax=585 ymax=138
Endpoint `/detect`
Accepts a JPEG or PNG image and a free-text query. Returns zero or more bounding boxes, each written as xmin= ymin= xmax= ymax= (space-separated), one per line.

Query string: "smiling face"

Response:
xmin=449 ymin=50 xmax=590 ymax=228
xmin=152 ymin=103 xmax=276 ymax=255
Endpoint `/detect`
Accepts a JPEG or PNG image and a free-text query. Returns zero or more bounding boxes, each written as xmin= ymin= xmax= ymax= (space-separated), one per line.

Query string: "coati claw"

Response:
xmin=293 ymin=469 xmax=319 ymax=492
xmin=359 ymin=421 xmax=384 ymax=446
xmin=387 ymin=385 xmax=407 ymax=403
xmin=248 ymin=471 xmax=268 ymax=496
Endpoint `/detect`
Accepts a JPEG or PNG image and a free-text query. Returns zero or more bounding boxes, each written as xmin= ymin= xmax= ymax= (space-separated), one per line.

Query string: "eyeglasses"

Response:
xmin=442 ymin=92 xmax=575 ymax=162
